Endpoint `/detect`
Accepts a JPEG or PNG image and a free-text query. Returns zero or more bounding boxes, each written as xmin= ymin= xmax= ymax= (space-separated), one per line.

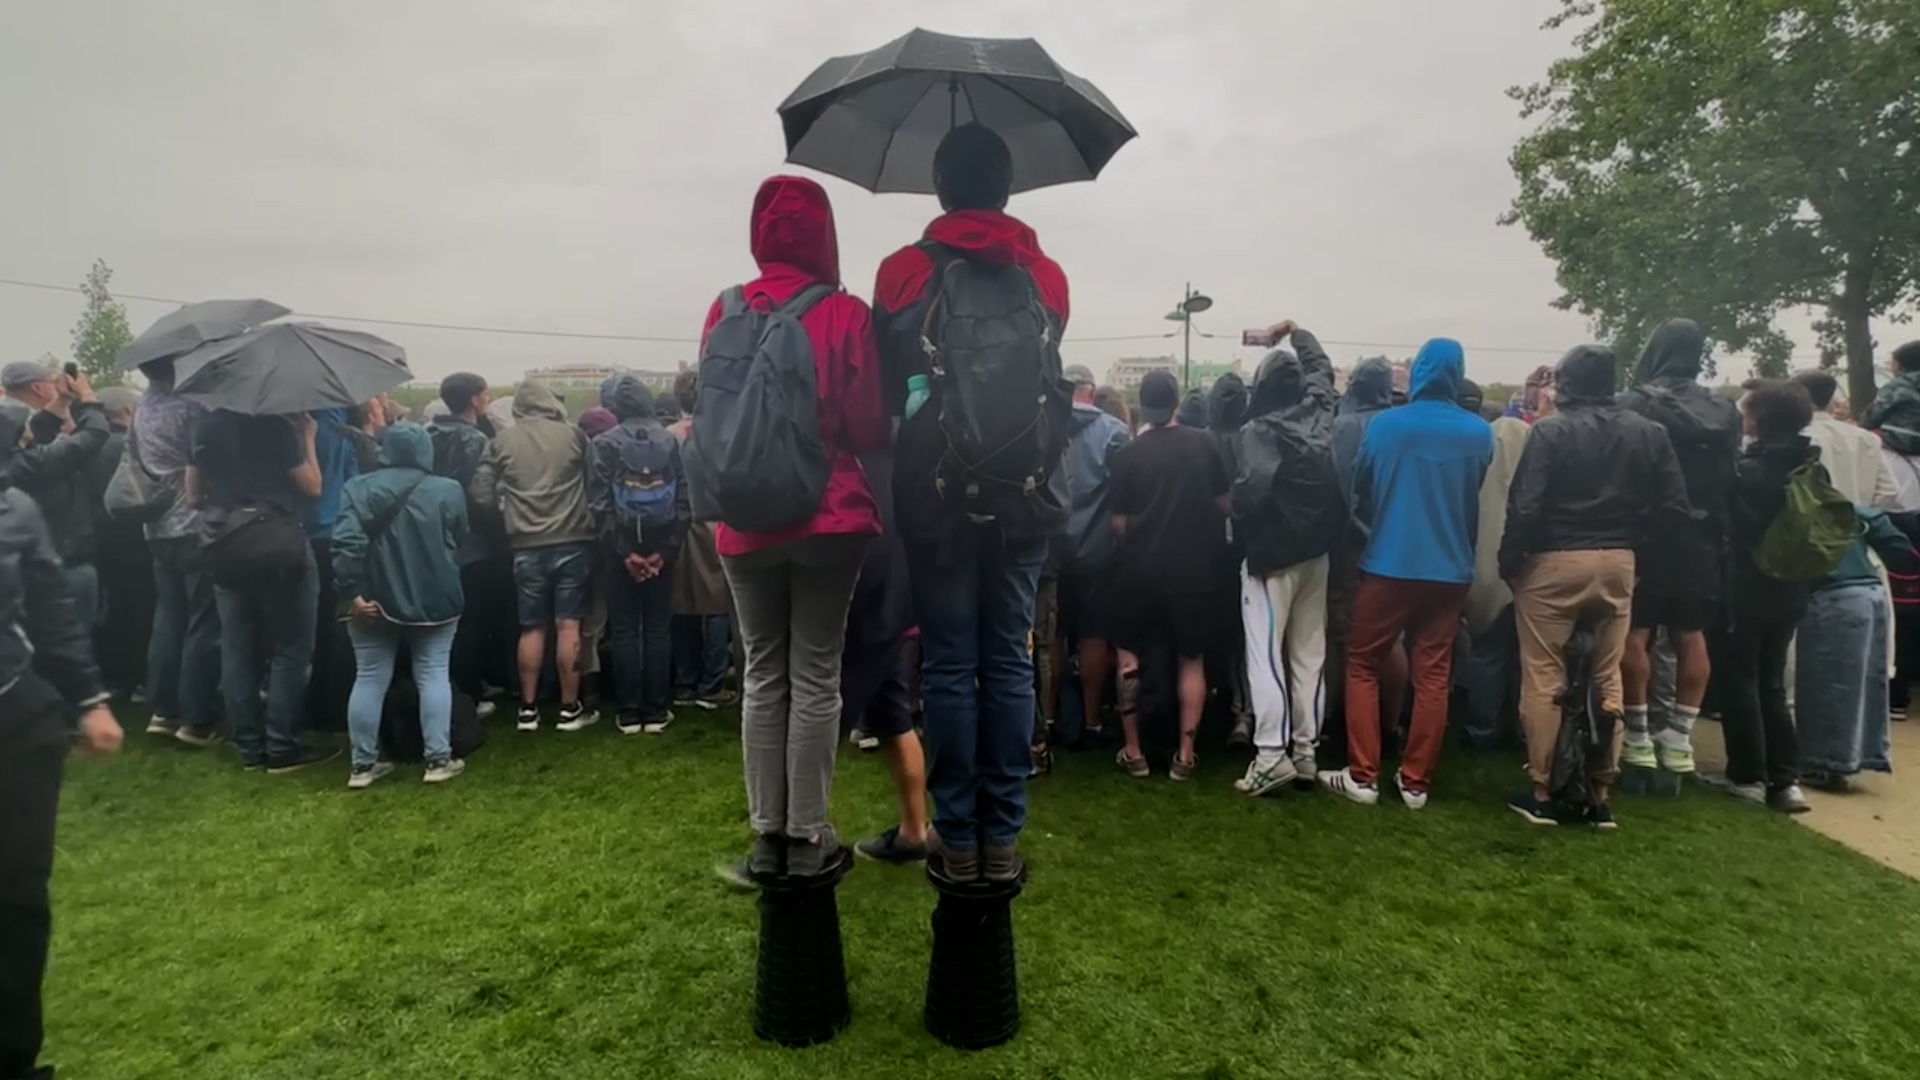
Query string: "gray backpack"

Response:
xmin=685 ymin=284 xmax=835 ymax=533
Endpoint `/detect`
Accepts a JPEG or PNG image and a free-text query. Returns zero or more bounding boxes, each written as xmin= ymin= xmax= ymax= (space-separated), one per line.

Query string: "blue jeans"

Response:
xmin=147 ymin=540 xmax=221 ymax=727
xmin=908 ymin=526 xmax=1047 ymax=853
xmin=608 ymin=567 xmax=675 ymax=721
xmin=346 ymin=618 xmax=460 ymax=769
xmin=1456 ymin=605 xmax=1517 ymax=749
xmin=215 ymin=548 xmax=319 ymax=767
xmin=672 ymin=614 xmax=732 ymax=696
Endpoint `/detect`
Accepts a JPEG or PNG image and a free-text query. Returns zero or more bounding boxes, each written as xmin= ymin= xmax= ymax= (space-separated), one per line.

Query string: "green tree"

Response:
xmin=70 ymin=258 xmax=132 ymax=387
xmin=1504 ymin=0 xmax=1919 ymax=406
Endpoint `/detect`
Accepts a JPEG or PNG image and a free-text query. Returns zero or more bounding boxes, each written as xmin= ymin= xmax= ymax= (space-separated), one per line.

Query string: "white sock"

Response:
xmin=1663 ymin=705 xmax=1700 ymax=745
xmin=1624 ymin=705 xmax=1651 ymax=742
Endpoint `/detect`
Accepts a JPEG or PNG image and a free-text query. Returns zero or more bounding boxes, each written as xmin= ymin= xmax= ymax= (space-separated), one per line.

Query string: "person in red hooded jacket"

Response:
xmin=872 ymin=124 xmax=1071 ymax=885
xmin=702 ymin=175 xmax=888 ymax=881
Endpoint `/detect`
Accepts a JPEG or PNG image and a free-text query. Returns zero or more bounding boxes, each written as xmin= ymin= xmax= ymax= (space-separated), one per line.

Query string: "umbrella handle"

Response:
xmin=948 ymin=73 xmax=958 ymax=130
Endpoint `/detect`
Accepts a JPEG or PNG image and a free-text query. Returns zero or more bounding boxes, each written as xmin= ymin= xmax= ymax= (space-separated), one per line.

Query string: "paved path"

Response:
xmin=1693 ymin=718 xmax=1920 ymax=879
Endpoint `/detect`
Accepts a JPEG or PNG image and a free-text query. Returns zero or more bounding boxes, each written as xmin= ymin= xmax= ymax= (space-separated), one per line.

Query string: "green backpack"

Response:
xmin=1752 ymin=463 xmax=1859 ymax=581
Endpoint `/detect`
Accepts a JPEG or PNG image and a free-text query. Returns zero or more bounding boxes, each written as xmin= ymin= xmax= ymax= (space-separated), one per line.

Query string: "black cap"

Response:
xmin=1138 ymin=370 xmax=1180 ymax=425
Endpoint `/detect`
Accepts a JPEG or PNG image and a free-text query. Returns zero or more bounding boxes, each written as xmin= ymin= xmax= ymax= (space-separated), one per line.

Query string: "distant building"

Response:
xmin=522 ymin=363 xmax=681 ymax=394
xmin=1107 ymin=356 xmax=1246 ymax=393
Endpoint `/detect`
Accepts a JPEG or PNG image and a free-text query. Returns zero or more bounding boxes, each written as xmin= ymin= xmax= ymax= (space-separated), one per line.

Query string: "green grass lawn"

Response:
xmin=45 ymin=708 xmax=1920 ymax=1080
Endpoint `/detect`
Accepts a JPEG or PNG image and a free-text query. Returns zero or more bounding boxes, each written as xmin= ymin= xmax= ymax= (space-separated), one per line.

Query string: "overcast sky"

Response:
xmin=0 ymin=0 xmax=1828 ymax=386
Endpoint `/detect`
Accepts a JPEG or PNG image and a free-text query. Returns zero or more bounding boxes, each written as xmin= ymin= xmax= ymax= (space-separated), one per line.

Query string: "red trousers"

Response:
xmin=1344 ymin=574 xmax=1469 ymax=788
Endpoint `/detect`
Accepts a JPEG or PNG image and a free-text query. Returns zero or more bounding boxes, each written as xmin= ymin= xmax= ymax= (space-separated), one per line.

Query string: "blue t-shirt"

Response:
xmin=189 ymin=411 xmax=306 ymax=512
xmin=301 ymin=409 xmax=362 ymax=539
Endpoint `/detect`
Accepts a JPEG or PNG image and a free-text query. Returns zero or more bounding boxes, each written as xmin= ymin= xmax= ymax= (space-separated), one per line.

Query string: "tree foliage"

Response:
xmin=70 ymin=259 xmax=132 ymax=388
xmin=1505 ymin=0 xmax=1919 ymax=405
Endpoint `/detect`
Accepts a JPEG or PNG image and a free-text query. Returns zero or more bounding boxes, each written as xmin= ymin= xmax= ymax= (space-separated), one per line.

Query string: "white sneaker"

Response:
xmin=1234 ymin=757 xmax=1300 ymax=797
xmin=555 ymin=706 xmax=599 ymax=733
xmin=145 ymin=716 xmax=177 ymax=736
xmin=1291 ymin=752 xmax=1320 ymax=785
xmin=1394 ymin=770 xmax=1429 ymax=810
xmin=1320 ymin=768 xmax=1380 ymax=806
xmin=643 ymin=711 xmax=675 ymax=735
xmin=424 ymin=759 xmax=466 ymax=784
xmin=347 ymin=762 xmax=396 ymax=790
xmin=1654 ymin=733 xmax=1696 ymax=775
xmin=474 ymin=701 xmax=498 ymax=721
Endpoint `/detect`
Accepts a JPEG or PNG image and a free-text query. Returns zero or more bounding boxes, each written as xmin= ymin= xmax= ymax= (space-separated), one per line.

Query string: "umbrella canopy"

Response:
xmin=173 ymin=322 xmax=410 ymax=416
xmin=118 ymin=298 xmax=291 ymax=371
xmin=779 ymin=28 xmax=1136 ymax=195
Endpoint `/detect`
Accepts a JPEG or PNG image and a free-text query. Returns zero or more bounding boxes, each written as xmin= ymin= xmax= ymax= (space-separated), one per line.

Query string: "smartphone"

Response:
xmin=63 ymin=361 xmax=79 ymax=378
xmin=1242 ymin=329 xmax=1277 ymax=348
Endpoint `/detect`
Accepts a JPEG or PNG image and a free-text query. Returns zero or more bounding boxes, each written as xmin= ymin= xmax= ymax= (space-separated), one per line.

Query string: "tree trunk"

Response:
xmin=1841 ymin=257 xmax=1877 ymax=416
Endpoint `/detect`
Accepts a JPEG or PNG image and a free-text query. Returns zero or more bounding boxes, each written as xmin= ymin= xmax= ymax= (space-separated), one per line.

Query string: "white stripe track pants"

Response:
xmin=1240 ymin=556 xmax=1331 ymax=768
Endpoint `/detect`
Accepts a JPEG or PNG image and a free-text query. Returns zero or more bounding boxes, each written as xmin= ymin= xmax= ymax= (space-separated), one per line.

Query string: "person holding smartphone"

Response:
xmin=0 ymin=469 xmax=123 ymax=1080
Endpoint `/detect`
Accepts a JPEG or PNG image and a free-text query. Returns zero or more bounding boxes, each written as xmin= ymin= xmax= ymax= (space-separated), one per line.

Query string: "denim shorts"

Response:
xmin=512 ymin=543 xmax=594 ymax=628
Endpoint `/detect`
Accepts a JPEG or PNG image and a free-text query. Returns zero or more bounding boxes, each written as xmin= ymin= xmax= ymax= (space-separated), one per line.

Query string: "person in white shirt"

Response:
xmin=1789 ymin=371 xmax=1900 ymax=509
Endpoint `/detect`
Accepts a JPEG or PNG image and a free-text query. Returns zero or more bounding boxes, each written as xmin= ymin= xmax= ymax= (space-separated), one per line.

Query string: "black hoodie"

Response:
xmin=1331 ymin=357 xmax=1395 ymax=495
xmin=1233 ymin=329 xmax=1343 ymax=576
xmin=1727 ymin=436 xmax=1823 ymax=622
xmin=1618 ymin=319 xmax=1742 ymax=526
xmin=1499 ymin=345 xmax=1691 ymax=578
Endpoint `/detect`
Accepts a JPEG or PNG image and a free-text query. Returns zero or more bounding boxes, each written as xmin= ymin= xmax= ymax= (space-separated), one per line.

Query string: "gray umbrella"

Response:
xmin=117 ymin=298 xmax=292 ymax=371
xmin=173 ymin=322 xmax=410 ymax=416
xmin=778 ymin=29 xmax=1137 ymax=195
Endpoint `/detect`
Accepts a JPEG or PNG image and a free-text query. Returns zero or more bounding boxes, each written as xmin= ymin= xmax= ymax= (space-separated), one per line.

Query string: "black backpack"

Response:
xmin=685 ymin=285 xmax=834 ymax=533
xmin=203 ymin=502 xmax=309 ymax=589
xmin=1635 ymin=385 xmax=1739 ymax=522
xmin=915 ymin=242 xmax=1068 ymax=504
xmin=379 ymin=679 xmax=485 ymax=763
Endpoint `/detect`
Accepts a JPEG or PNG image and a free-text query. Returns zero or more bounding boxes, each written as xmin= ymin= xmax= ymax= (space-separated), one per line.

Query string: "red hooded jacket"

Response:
xmin=701 ymin=175 xmax=887 ymax=558
xmin=872 ymin=210 xmax=1070 ymax=416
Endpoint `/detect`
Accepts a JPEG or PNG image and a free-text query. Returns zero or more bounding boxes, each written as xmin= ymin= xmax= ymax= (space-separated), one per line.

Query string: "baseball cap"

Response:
xmin=1063 ymin=364 xmax=1097 ymax=388
xmin=1137 ymin=370 xmax=1180 ymax=425
xmin=1 ymin=359 xmax=56 ymax=391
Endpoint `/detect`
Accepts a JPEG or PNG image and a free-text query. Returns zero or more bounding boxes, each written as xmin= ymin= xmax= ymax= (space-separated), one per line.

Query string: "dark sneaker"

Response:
xmin=642 ymin=711 xmax=674 ymax=735
xmin=555 ymin=702 xmax=599 ymax=732
xmin=1768 ymin=784 xmax=1812 ymax=814
xmin=786 ymin=827 xmax=845 ymax=878
xmin=931 ymin=841 xmax=980 ymax=884
xmin=983 ymin=843 xmax=1025 ymax=884
xmin=1507 ymin=790 xmax=1559 ymax=827
xmin=855 ymin=827 xmax=928 ymax=866
xmin=173 ymin=725 xmax=226 ymax=749
xmin=674 ymin=687 xmax=698 ymax=705
xmin=266 ymin=746 xmax=341 ymax=776
xmin=516 ymin=705 xmax=540 ymax=733
xmin=694 ymin=689 xmax=739 ymax=711
xmin=615 ymin=715 xmax=645 ymax=736
xmin=1588 ymin=803 xmax=1619 ymax=830
xmin=715 ymin=834 xmax=784 ymax=892
xmin=1029 ymin=742 xmax=1053 ymax=778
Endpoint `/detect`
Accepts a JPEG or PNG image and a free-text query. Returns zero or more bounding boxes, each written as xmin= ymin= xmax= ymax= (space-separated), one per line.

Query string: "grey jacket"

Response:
xmin=470 ymin=382 xmax=597 ymax=551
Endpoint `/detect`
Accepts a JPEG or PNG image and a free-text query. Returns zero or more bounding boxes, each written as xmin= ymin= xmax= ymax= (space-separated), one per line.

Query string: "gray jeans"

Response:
xmin=723 ymin=534 xmax=866 ymax=840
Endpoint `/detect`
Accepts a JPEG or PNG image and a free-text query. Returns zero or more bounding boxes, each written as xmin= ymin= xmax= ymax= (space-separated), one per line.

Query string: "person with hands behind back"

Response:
xmin=0 ymin=469 xmax=121 ymax=1080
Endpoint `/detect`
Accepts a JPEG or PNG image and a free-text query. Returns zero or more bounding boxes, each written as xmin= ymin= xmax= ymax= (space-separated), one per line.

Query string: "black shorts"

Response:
xmin=1058 ymin=567 xmax=1117 ymax=644
xmin=1114 ymin=587 xmax=1218 ymax=660
xmin=512 ymin=542 xmax=594 ymax=628
xmin=842 ymin=634 xmax=914 ymax=739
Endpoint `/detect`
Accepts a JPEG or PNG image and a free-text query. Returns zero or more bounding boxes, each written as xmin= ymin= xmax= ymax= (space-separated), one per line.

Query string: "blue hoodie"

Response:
xmin=1351 ymin=338 xmax=1492 ymax=585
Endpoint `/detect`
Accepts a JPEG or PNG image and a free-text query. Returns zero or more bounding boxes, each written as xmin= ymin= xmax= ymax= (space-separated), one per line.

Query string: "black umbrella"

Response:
xmin=118 ymin=298 xmax=291 ymax=371
xmin=779 ymin=28 xmax=1137 ymax=195
xmin=173 ymin=322 xmax=410 ymax=416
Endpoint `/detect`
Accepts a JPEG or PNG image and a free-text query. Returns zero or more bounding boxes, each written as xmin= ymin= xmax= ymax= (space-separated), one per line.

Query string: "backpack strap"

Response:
xmin=779 ymin=284 xmax=836 ymax=320
xmin=718 ymin=286 xmax=749 ymax=318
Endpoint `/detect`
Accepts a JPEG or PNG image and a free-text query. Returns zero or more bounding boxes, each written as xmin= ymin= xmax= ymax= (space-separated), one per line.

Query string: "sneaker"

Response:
xmin=555 ymin=703 xmax=598 ymax=732
xmin=853 ymin=730 xmax=882 ymax=752
xmin=516 ymin=705 xmax=540 ymax=733
xmin=715 ymin=834 xmax=785 ymax=892
xmin=674 ymin=687 xmax=698 ymax=705
xmin=1394 ymin=769 xmax=1429 ymax=810
xmin=1507 ymin=789 xmax=1559 ymax=826
xmin=1030 ymin=742 xmax=1053 ymax=778
xmin=1654 ymin=734 xmax=1696 ymax=775
xmin=1115 ymin=748 xmax=1150 ymax=780
xmin=346 ymin=762 xmax=396 ymax=790
xmin=1320 ymin=768 xmax=1381 ymax=806
xmin=642 ymin=711 xmax=674 ymax=735
xmin=1768 ymin=784 xmax=1812 ymax=814
xmin=173 ymin=725 xmax=226 ymax=749
xmin=1802 ymin=769 xmax=1853 ymax=794
xmin=616 ymin=716 xmax=645 ymax=736
xmin=1620 ymin=741 xmax=1658 ymax=770
xmin=1291 ymin=753 xmax=1320 ymax=788
xmin=983 ymin=843 xmax=1025 ymax=883
xmin=266 ymin=746 xmax=341 ymax=776
xmin=1234 ymin=757 xmax=1300 ymax=798
xmin=856 ymin=827 xmax=929 ymax=866
xmin=1227 ymin=713 xmax=1253 ymax=751
xmin=694 ymin=689 xmax=739 ymax=711
xmin=474 ymin=701 xmax=497 ymax=721
xmin=1703 ymin=773 xmax=1768 ymax=805
xmin=786 ymin=827 xmax=845 ymax=878
xmin=1588 ymin=803 xmax=1620 ymax=830
xmin=145 ymin=716 xmax=178 ymax=736
xmin=424 ymin=759 xmax=466 ymax=784
xmin=480 ymin=683 xmax=507 ymax=701
xmin=931 ymin=841 xmax=980 ymax=885
xmin=1168 ymin=752 xmax=1196 ymax=782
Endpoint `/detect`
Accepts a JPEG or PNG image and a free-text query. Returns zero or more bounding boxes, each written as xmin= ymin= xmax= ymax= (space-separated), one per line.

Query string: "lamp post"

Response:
xmin=1163 ymin=284 xmax=1214 ymax=392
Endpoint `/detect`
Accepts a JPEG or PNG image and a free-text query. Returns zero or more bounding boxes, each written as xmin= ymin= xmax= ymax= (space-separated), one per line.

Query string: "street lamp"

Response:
xmin=1163 ymin=283 xmax=1214 ymax=392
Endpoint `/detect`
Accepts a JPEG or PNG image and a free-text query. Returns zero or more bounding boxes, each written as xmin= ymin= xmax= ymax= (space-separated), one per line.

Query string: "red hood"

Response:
xmin=922 ymin=210 xmax=1048 ymax=267
xmin=750 ymin=175 xmax=840 ymax=286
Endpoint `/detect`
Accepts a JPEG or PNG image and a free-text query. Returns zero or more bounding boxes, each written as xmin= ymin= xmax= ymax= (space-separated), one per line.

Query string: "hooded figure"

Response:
xmin=588 ymin=373 xmax=688 ymax=563
xmin=1061 ymin=393 xmax=1131 ymax=572
xmin=331 ymin=422 xmax=470 ymax=627
xmin=698 ymin=175 xmax=887 ymax=559
xmin=1176 ymin=389 xmax=1210 ymax=430
xmin=1617 ymin=318 xmax=1742 ymax=619
xmin=1234 ymin=333 xmax=1342 ymax=578
xmin=470 ymin=381 xmax=597 ymax=550
xmin=1332 ymin=357 xmax=1395 ymax=495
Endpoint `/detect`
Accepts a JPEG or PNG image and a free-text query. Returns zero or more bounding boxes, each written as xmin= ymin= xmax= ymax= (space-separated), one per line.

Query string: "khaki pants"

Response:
xmin=1515 ymin=550 xmax=1635 ymax=787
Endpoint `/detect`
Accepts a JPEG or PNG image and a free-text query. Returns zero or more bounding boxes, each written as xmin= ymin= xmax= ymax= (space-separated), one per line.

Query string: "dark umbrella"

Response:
xmin=118 ymin=298 xmax=291 ymax=371
xmin=778 ymin=28 xmax=1137 ymax=195
xmin=173 ymin=322 xmax=410 ymax=416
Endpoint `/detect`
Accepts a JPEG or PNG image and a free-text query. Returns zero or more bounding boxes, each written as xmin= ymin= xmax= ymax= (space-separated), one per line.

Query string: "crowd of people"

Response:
xmin=7 ymin=121 xmax=1920 ymax=1077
